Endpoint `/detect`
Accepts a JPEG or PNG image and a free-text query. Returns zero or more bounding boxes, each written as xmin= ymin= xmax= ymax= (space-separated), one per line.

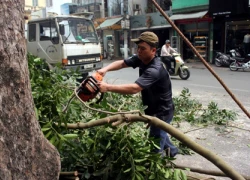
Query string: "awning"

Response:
xmin=170 ymin=11 xmax=208 ymax=21
xmin=97 ymin=17 xmax=123 ymax=30
xmin=131 ymin=24 xmax=171 ymax=31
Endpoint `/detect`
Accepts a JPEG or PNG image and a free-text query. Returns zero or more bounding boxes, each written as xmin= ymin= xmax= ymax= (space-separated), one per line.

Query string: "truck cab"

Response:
xmin=26 ymin=15 xmax=103 ymax=76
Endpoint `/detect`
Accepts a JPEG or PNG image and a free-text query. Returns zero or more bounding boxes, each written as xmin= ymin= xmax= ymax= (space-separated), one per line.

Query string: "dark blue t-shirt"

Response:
xmin=124 ymin=55 xmax=174 ymax=115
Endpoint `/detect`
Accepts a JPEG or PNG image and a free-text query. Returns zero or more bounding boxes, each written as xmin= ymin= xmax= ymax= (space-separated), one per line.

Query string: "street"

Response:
xmin=101 ymin=59 xmax=250 ymax=179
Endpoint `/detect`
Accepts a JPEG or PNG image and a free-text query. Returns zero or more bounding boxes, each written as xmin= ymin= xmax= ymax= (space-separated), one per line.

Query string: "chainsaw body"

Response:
xmin=77 ymin=72 xmax=103 ymax=103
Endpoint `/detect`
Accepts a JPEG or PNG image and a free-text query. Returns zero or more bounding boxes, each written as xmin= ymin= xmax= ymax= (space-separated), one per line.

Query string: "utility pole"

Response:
xmin=121 ymin=14 xmax=130 ymax=59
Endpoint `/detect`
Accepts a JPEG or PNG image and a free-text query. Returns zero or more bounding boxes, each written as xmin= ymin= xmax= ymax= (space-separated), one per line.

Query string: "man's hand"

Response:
xmin=96 ymin=68 xmax=107 ymax=77
xmin=97 ymin=81 xmax=110 ymax=93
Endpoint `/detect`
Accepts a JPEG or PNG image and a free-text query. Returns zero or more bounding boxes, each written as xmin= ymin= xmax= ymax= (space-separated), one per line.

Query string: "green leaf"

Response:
xmin=93 ymin=168 xmax=106 ymax=176
xmin=84 ymin=172 xmax=90 ymax=179
xmin=63 ymin=134 xmax=78 ymax=139
xmin=106 ymin=141 xmax=111 ymax=149
xmin=164 ymin=169 xmax=170 ymax=178
xmin=149 ymin=173 xmax=155 ymax=179
xmin=49 ymin=136 xmax=56 ymax=145
xmin=58 ymin=134 xmax=67 ymax=141
xmin=174 ymin=169 xmax=180 ymax=180
xmin=135 ymin=172 xmax=143 ymax=180
xmin=45 ymin=130 xmax=52 ymax=138
xmin=134 ymin=158 xmax=147 ymax=163
xmin=180 ymin=170 xmax=187 ymax=180
xmin=151 ymin=140 xmax=161 ymax=150
xmin=135 ymin=165 xmax=146 ymax=171
xmin=41 ymin=128 xmax=50 ymax=132
xmin=123 ymin=168 xmax=131 ymax=173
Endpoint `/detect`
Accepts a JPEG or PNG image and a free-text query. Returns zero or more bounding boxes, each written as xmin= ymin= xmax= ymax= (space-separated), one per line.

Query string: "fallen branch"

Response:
xmin=170 ymin=164 xmax=250 ymax=180
xmin=58 ymin=114 xmax=245 ymax=180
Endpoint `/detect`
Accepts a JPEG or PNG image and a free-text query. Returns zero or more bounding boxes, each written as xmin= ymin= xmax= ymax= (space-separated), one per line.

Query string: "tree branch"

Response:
xmin=58 ymin=114 xmax=245 ymax=180
xmin=170 ymin=164 xmax=250 ymax=180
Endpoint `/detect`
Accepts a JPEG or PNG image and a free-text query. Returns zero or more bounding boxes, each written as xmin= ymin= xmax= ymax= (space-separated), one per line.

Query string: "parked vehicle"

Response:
xmin=214 ymin=52 xmax=235 ymax=67
xmin=229 ymin=58 xmax=250 ymax=71
xmin=161 ymin=53 xmax=190 ymax=80
xmin=214 ymin=48 xmax=243 ymax=67
xmin=26 ymin=14 xmax=103 ymax=79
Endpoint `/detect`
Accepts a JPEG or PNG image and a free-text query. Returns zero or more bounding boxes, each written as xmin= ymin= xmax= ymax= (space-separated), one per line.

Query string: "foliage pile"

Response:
xmin=28 ymin=54 xmax=237 ymax=179
xmin=173 ymin=88 xmax=237 ymax=125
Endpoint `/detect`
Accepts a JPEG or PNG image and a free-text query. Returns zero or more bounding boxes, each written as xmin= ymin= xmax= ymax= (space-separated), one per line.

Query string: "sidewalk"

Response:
xmin=185 ymin=59 xmax=208 ymax=69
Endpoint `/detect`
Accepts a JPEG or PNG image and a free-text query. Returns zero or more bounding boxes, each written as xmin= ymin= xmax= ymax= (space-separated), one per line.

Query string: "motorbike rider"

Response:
xmin=161 ymin=40 xmax=177 ymax=73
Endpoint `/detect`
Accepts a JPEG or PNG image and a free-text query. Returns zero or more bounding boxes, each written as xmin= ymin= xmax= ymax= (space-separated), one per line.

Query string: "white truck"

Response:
xmin=26 ymin=15 xmax=103 ymax=78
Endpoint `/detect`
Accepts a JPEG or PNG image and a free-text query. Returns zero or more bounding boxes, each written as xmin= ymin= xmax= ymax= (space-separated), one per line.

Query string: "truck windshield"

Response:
xmin=58 ymin=18 xmax=98 ymax=44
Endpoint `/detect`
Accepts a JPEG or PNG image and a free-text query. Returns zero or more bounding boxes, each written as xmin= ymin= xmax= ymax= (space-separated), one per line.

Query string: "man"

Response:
xmin=97 ymin=31 xmax=178 ymax=157
xmin=160 ymin=39 xmax=177 ymax=73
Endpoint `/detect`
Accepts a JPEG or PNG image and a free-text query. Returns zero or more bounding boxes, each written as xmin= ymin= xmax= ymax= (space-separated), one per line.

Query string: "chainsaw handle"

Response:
xmin=95 ymin=92 xmax=104 ymax=104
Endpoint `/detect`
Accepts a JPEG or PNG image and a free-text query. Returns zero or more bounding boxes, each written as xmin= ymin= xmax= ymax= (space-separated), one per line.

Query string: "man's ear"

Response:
xmin=152 ymin=47 xmax=157 ymax=53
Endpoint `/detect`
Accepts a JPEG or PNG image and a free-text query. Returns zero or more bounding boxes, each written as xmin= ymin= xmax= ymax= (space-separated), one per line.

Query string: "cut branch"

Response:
xmin=58 ymin=114 xmax=245 ymax=180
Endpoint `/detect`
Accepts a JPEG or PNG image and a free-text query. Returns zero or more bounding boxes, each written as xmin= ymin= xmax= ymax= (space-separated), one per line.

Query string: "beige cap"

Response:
xmin=131 ymin=31 xmax=159 ymax=47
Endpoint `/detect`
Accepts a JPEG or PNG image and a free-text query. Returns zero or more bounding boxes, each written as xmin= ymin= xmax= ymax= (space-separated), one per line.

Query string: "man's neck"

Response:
xmin=142 ymin=56 xmax=155 ymax=65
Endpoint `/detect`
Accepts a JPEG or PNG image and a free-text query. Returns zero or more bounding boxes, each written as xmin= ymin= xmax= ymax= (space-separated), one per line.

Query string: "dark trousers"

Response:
xmin=149 ymin=110 xmax=178 ymax=157
xmin=161 ymin=56 xmax=176 ymax=72
xmin=244 ymin=43 xmax=250 ymax=55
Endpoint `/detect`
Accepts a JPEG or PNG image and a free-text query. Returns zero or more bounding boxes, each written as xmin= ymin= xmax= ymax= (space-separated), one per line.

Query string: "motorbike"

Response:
xmin=229 ymin=58 xmax=250 ymax=71
xmin=161 ymin=53 xmax=190 ymax=80
xmin=214 ymin=52 xmax=235 ymax=67
xmin=214 ymin=49 xmax=242 ymax=67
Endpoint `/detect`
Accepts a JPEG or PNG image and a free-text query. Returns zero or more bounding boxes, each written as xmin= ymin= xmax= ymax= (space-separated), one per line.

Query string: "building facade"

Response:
xmin=209 ymin=0 xmax=250 ymax=58
xmin=129 ymin=0 xmax=173 ymax=56
xmin=24 ymin=0 xmax=47 ymax=38
xmin=170 ymin=0 xmax=212 ymax=62
xmin=25 ymin=0 xmax=46 ymax=19
xmin=71 ymin=0 xmax=218 ymax=62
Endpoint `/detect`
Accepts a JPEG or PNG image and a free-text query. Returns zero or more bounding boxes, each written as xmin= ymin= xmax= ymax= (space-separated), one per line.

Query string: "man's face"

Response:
xmin=166 ymin=42 xmax=170 ymax=47
xmin=136 ymin=41 xmax=156 ymax=64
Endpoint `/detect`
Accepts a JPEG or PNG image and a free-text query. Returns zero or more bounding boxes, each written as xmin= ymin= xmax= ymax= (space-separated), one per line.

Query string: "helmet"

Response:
xmin=165 ymin=40 xmax=170 ymax=44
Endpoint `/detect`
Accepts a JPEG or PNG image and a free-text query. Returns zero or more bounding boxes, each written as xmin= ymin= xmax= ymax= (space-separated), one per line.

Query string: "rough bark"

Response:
xmin=0 ymin=1 xmax=60 ymax=179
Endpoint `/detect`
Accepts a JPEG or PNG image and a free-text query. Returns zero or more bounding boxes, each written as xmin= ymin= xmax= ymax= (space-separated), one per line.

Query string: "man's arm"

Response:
xmin=97 ymin=81 xmax=143 ymax=94
xmin=170 ymin=46 xmax=177 ymax=54
xmin=97 ymin=60 xmax=128 ymax=76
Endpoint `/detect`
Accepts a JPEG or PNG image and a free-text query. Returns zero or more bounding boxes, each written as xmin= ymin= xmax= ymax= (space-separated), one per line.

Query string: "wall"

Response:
xmin=172 ymin=0 xmax=208 ymax=13
xmin=209 ymin=0 xmax=249 ymax=16
xmin=25 ymin=0 xmax=46 ymax=7
xmin=130 ymin=11 xmax=171 ymax=29
xmin=46 ymin=0 xmax=72 ymax=16
xmin=128 ymin=0 xmax=147 ymax=15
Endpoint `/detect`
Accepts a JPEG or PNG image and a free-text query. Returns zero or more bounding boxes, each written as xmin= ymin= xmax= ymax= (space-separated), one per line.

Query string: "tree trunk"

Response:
xmin=0 ymin=1 xmax=60 ymax=179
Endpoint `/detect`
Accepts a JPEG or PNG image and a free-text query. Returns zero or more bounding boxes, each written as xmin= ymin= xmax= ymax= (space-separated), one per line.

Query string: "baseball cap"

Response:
xmin=131 ymin=31 xmax=159 ymax=47
xmin=165 ymin=39 xmax=170 ymax=44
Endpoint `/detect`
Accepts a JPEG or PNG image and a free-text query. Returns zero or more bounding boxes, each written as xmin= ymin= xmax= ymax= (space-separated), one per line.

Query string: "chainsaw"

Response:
xmin=62 ymin=72 xmax=104 ymax=112
xmin=76 ymin=72 xmax=104 ymax=103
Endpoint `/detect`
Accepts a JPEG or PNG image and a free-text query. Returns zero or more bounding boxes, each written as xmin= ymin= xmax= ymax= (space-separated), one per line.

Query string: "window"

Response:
xmin=39 ymin=21 xmax=59 ymax=44
xmin=46 ymin=0 xmax=53 ymax=7
xmin=58 ymin=18 xmax=98 ymax=44
xmin=33 ymin=0 xmax=38 ymax=6
xmin=28 ymin=24 xmax=36 ymax=42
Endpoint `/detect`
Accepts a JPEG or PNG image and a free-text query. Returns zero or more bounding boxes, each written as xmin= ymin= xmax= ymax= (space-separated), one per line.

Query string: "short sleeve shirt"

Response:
xmin=124 ymin=55 xmax=174 ymax=115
